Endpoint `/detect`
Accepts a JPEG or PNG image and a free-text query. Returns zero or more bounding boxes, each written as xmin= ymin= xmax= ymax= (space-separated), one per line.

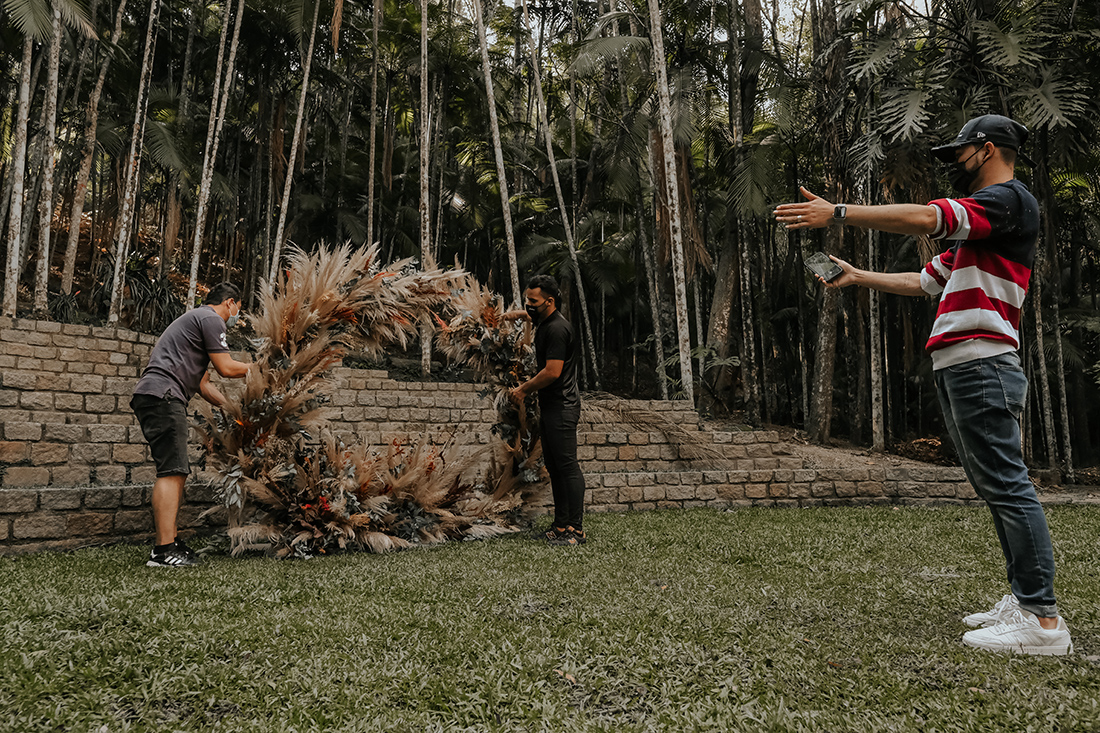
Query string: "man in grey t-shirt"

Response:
xmin=130 ymin=282 xmax=252 ymax=567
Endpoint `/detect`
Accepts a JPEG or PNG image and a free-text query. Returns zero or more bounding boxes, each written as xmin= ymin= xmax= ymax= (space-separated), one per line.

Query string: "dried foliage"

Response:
xmin=434 ymin=279 xmax=544 ymax=486
xmin=195 ymin=244 xmax=542 ymax=557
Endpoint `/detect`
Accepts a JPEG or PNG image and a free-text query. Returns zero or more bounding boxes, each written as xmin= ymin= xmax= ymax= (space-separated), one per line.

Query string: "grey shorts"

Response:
xmin=130 ymin=393 xmax=190 ymax=477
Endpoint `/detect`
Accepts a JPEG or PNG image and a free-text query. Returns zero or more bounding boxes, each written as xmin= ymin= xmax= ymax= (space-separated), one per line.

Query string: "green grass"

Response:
xmin=2 ymin=506 xmax=1099 ymax=732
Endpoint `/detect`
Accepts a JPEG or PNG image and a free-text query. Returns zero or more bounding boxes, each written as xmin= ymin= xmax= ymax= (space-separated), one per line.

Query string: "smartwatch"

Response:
xmin=833 ymin=204 xmax=847 ymax=221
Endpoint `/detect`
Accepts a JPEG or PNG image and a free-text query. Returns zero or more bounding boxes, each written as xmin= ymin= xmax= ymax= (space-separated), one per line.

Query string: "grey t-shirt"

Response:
xmin=133 ymin=306 xmax=229 ymax=402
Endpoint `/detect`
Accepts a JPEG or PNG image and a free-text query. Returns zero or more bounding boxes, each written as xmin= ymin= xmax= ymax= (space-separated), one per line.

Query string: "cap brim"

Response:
xmin=930 ymin=143 xmax=964 ymax=163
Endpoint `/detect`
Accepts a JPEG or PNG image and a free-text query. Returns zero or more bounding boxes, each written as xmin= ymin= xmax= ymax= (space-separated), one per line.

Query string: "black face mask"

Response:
xmin=525 ymin=304 xmax=543 ymax=322
xmin=946 ymin=148 xmax=989 ymax=196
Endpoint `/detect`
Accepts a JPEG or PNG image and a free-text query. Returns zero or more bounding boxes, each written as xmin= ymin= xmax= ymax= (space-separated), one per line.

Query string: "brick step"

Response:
xmin=584 ymin=465 xmax=968 ymax=485
xmin=581 ymin=411 xmax=702 ymax=428
xmin=576 ymin=465 xmax=976 ymax=512
xmin=577 ymin=429 xmax=779 ymax=445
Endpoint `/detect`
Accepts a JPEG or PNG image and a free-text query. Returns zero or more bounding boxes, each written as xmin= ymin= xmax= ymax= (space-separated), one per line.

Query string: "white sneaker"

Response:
xmin=962 ymin=609 xmax=1073 ymax=656
xmin=963 ymin=594 xmax=1019 ymax=628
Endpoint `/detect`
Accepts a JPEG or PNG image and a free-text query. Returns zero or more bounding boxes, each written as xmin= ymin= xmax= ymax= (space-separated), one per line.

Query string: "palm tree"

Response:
xmin=3 ymin=34 xmax=34 ymax=317
xmin=2 ymin=0 xmax=95 ymax=315
xmin=31 ymin=7 xmax=62 ymax=317
xmin=108 ymin=0 xmax=162 ymax=323
xmin=646 ymin=0 xmax=692 ymax=403
xmin=419 ymin=0 xmax=432 ymax=375
xmin=471 ymin=0 xmax=520 ymax=307
xmin=519 ymin=0 xmax=601 ymax=389
xmin=186 ymin=0 xmax=247 ymax=306
xmin=61 ymin=0 xmax=129 ymax=297
xmin=270 ymin=0 xmax=323 ymax=282
xmin=805 ymin=0 xmax=848 ymax=442
xmin=366 ymin=0 xmax=382 ymax=246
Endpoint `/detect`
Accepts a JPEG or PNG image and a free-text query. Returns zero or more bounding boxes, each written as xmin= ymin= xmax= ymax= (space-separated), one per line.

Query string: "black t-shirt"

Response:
xmin=534 ymin=310 xmax=580 ymax=408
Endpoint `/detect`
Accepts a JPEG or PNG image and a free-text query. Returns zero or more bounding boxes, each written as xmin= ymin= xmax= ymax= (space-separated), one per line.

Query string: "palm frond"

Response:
xmin=569 ymin=35 xmax=650 ymax=76
xmin=143 ymin=119 xmax=186 ymax=174
xmin=877 ymin=86 xmax=934 ymax=142
xmin=3 ymin=0 xmax=95 ymax=40
xmin=1012 ymin=67 xmax=1091 ymax=129
xmin=974 ymin=18 xmax=1045 ymax=69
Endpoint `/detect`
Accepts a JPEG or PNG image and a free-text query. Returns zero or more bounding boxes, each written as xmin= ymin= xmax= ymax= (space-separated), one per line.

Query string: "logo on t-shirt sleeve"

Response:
xmin=219 ymin=333 xmax=228 ymax=350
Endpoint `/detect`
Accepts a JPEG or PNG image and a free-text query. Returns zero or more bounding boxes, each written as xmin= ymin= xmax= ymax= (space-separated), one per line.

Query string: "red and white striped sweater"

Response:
xmin=920 ymin=180 xmax=1039 ymax=369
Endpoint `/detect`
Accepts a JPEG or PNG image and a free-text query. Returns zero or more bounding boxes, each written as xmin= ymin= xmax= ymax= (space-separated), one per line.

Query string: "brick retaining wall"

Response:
xmin=1 ymin=316 xmax=985 ymax=555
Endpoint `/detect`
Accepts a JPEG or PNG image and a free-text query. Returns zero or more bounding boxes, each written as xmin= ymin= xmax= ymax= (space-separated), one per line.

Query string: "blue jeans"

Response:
xmin=934 ymin=352 xmax=1058 ymax=617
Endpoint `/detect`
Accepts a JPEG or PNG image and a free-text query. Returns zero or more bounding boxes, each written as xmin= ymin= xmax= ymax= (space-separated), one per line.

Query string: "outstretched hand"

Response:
xmin=773 ymin=186 xmax=836 ymax=229
xmin=818 ymin=254 xmax=858 ymax=288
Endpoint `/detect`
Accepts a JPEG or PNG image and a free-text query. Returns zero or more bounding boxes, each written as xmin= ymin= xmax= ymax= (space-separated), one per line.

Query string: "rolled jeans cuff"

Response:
xmin=1019 ymin=601 xmax=1059 ymax=619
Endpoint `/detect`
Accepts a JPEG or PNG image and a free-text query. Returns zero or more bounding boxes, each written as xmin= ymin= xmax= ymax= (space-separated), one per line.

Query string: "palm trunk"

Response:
xmin=1035 ymin=132 xmax=1074 ymax=480
xmin=1051 ymin=298 xmax=1074 ymax=481
xmin=637 ymin=187 xmax=669 ymax=399
xmin=186 ymin=0 xmax=246 ymax=305
xmin=0 ymin=163 xmax=13 ymax=252
xmin=62 ymin=0 xmax=130 ymax=296
xmin=1029 ymin=282 xmax=1058 ymax=470
xmin=108 ymin=0 xmax=161 ymax=323
xmin=519 ymin=0 xmax=601 ymax=389
xmin=701 ymin=0 xmax=730 ymax=415
xmin=569 ymin=0 xmax=579 ymax=239
xmin=692 ymin=276 xmax=705 ymax=381
xmin=472 ymin=0 xmax=520 ymax=306
xmin=269 ymin=0 xmax=322 ymax=282
xmin=806 ymin=0 xmax=847 ymax=442
xmin=736 ymin=217 xmax=760 ymax=422
xmin=366 ymin=0 xmax=381 ymax=244
xmin=868 ymin=226 xmax=885 ymax=451
xmin=3 ymin=36 xmax=35 ymax=317
xmin=260 ymin=104 xmax=275 ymax=297
xmin=420 ymin=0 xmax=432 ymax=376
xmin=32 ymin=9 xmax=64 ymax=316
xmin=337 ymin=91 xmax=351 ymax=211
xmin=162 ymin=0 xmax=203 ymax=279
xmin=704 ymin=243 xmax=736 ymax=411
xmin=431 ymin=83 xmax=445 ymax=255
xmin=729 ymin=1 xmax=761 ymax=423
xmin=646 ymin=0 xmax=693 ymax=403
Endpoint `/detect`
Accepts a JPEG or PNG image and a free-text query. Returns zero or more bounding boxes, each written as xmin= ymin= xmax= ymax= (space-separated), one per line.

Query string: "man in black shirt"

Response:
xmin=508 ymin=275 xmax=587 ymax=545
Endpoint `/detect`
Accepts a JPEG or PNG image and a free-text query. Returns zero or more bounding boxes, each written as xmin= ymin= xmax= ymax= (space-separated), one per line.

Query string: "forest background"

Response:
xmin=1 ymin=0 xmax=1097 ymax=479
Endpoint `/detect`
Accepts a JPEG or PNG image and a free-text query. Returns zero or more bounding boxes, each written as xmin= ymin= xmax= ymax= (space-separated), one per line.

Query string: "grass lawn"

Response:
xmin=2 ymin=506 xmax=1098 ymax=732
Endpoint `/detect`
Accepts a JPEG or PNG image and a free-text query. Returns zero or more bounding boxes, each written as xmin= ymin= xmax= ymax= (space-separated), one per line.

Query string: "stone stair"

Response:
xmin=572 ymin=400 xmax=977 ymax=512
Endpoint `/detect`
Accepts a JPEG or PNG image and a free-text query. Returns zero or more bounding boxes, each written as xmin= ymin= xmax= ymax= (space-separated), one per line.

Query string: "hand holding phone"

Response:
xmin=804 ymin=252 xmax=844 ymax=283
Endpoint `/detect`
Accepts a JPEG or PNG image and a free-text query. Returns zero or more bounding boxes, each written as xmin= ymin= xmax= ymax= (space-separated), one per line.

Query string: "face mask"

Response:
xmin=946 ymin=147 xmax=989 ymax=196
xmin=226 ymin=303 xmax=240 ymax=329
xmin=525 ymin=304 xmax=542 ymax=322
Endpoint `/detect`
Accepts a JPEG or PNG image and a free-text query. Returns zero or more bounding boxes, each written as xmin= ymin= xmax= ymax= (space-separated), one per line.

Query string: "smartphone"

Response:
xmin=804 ymin=251 xmax=843 ymax=282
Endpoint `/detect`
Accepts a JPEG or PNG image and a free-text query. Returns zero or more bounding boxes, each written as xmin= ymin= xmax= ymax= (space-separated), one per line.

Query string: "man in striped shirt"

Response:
xmin=773 ymin=114 xmax=1072 ymax=656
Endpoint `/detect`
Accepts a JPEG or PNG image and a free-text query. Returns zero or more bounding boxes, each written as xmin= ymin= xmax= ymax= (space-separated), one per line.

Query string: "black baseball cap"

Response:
xmin=931 ymin=114 xmax=1031 ymax=163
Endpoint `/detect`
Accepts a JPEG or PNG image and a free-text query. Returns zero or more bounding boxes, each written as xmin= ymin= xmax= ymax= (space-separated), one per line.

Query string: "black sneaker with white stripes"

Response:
xmin=174 ymin=537 xmax=197 ymax=560
xmin=147 ymin=542 xmax=201 ymax=568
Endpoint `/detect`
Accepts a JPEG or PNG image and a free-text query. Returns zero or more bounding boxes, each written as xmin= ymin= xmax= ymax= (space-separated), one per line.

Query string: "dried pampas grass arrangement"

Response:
xmin=195 ymin=245 xmax=545 ymax=558
xmin=434 ymin=278 xmax=542 ymax=477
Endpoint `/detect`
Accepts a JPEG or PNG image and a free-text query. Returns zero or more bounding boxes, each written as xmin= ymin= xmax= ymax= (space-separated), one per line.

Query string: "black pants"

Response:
xmin=539 ymin=401 xmax=586 ymax=531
